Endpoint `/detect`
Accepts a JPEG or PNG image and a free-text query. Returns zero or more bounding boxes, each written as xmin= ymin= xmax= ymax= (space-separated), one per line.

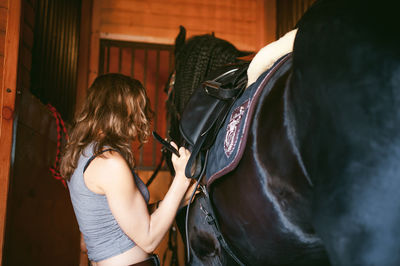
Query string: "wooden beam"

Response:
xmin=75 ymin=0 xmax=93 ymax=115
xmin=264 ymin=0 xmax=277 ymax=45
xmin=0 ymin=0 xmax=21 ymax=263
xmin=88 ymin=0 xmax=100 ymax=87
xmin=97 ymin=0 xmax=268 ymax=52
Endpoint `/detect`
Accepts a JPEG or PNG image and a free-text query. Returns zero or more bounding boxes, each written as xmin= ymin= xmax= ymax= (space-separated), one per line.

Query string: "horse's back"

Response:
xmin=208 ymin=55 xmax=330 ymax=265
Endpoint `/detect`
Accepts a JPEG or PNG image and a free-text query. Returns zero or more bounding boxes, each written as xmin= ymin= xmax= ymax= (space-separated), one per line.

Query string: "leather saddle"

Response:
xmin=179 ymin=62 xmax=249 ymax=179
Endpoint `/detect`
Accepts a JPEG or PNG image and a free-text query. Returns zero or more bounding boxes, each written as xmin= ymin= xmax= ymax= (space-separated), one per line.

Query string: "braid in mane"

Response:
xmin=173 ymin=34 xmax=244 ymax=115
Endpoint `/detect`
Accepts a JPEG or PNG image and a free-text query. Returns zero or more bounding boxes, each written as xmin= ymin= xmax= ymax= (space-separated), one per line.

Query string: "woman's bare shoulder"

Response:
xmin=95 ymin=150 xmax=128 ymax=168
xmin=84 ymin=150 xmax=134 ymax=193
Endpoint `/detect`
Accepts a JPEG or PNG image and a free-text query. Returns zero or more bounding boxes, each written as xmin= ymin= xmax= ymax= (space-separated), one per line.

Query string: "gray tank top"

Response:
xmin=67 ymin=143 xmax=149 ymax=262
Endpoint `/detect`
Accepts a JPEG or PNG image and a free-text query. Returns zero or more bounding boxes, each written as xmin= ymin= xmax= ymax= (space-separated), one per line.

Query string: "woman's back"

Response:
xmin=68 ymin=143 xmax=149 ymax=262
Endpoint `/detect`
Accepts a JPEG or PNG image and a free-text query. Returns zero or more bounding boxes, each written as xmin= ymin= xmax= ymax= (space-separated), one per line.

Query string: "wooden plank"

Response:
xmin=0 ymin=31 xmax=5 ymax=56
xmin=0 ymin=55 xmax=3 ymax=82
xmin=5 ymin=96 xmax=80 ymax=264
xmin=20 ymin=44 xmax=32 ymax=70
xmin=22 ymin=0 xmax=34 ymax=29
xmin=142 ymin=49 xmax=157 ymax=167
xmin=100 ymin=10 xmax=257 ymax=34
xmin=107 ymin=46 xmax=120 ymax=72
xmin=100 ymin=2 xmax=256 ymax=21
xmin=132 ymin=49 xmax=145 ymax=165
xmin=0 ymin=0 xmax=7 ymax=8
xmin=263 ymin=0 xmax=277 ymax=46
xmin=21 ymin=22 xmax=34 ymax=49
xmin=101 ymin=0 xmax=258 ymax=11
xmin=76 ymin=0 xmax=93 ymax=113
xmin=19 ymin=64 xmax=31 ymax=91
xmin=0 ymin=7 xmax=7 ymax=30
xmin=88 ymin=0 xmax=100 ymax=87
xmin=154 ymin=50 xmax=170 ymax=162
xmin=101 ymin=24 xmax=257 ymax=51
xmin=120 ymin=47 xmax=132 ymax=76
xmin=98 ymin=0 xmax=266 ymax=51
xmin=0 ymin=0 xmax=21 ymax=263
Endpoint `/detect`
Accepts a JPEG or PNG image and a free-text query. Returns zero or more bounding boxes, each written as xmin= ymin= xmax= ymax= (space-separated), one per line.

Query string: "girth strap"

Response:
xmin=197 ymin=185 xmax=245 ymax=265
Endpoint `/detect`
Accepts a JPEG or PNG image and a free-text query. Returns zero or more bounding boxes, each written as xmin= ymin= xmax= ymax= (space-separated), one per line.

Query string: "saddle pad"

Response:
xmin=206 ymin=53 xmax=292 ymax=187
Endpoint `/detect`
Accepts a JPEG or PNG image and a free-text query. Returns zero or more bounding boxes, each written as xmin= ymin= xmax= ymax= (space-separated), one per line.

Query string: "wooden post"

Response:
xmin=264 ymin=0 xmax=277 ymax=45
xmin=0 ymin=0 xmax=21 ymax=263
xmin=88 ymin=0 xmax=101 ymax=87
xmin=76 ymin=0 xmax=94 ymax=114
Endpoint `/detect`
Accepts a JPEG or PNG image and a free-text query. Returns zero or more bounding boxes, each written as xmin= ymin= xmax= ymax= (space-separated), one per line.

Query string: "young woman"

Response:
xmin=60 ymin=73 xmax=192 ymax=266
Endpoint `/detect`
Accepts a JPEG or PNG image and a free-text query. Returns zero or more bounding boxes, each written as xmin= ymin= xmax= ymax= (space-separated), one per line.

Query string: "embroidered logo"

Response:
xmin=224 ymin=100 xmax=249 ymax=158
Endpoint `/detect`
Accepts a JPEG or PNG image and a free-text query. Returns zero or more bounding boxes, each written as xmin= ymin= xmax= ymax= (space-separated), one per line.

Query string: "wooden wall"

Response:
xmin=276 ymin=0 xmax=316 ymax=38
xmin=0 ymin=0 xmax=21 ymax=264
xmin=1 ymin=0 xmax=82 ymax=264
xmin=83 ymin=0 xmax=277 ymax=109
xmin=98 ymin=0 xmax=276 ymax=52
xmin=0 ymin=1 xmax=5 ymax=84
xmin=84 ymin=0 xmax=277 ymax=123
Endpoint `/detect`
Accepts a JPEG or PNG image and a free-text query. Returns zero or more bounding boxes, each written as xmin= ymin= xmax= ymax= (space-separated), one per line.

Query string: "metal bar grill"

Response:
xmin=30 ymin=0 xmax=82 ymax=122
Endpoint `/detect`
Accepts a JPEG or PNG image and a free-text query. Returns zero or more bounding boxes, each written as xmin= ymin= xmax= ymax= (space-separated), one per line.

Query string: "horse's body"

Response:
xmin=168 ymin=1 xmax=400 ymax=265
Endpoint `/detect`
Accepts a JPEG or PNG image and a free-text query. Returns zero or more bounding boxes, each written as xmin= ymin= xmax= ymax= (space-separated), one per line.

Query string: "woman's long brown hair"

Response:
xmin=60 ymin=73 xmax=153 ymax=180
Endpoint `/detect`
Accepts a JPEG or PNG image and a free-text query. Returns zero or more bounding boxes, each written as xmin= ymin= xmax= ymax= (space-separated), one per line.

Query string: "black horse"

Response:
xmin=167 ymin=1 xmax=400 ymax=265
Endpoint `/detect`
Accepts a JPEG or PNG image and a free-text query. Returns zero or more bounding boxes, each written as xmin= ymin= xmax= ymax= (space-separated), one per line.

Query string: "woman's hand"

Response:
xmin=170 ymin=142 xmax=191 ymax=179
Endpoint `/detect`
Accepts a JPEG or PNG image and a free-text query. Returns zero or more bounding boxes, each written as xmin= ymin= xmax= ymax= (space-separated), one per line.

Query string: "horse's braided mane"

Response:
xmin=173 ymin=34 xmax=246 ymax=115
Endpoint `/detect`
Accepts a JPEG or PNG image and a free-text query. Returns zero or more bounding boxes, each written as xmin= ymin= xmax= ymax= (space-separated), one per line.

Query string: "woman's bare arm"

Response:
xmin=84 ymin=147 xmax=191 ymax=253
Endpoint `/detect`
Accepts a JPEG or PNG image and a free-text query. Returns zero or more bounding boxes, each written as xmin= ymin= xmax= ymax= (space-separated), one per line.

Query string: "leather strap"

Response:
xmin=198 ymin=186 xmax=245 ymax=265
xmin=203 ymin=80 xmax=243 ymax=100
xmin=203 ymin=65 xmax=248 ymax=100
xmin=128 ymin=254 xmax=160 ymax=266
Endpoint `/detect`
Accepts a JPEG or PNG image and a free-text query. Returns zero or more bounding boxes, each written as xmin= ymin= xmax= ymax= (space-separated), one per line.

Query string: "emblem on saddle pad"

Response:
xmin=224 ymin=100 xmax=250 ymax=158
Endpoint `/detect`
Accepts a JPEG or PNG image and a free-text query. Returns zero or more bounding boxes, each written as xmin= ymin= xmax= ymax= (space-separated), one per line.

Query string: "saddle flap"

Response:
xmin=179 ymin=63 xmax=248 ymax=146
xmin=179 ymin=89 xmax=224 ymax=146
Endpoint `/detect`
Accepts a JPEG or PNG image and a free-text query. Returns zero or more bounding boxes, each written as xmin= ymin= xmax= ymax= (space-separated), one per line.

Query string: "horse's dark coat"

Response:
xmin=289 ymin=0 xmax=400 ymax=265
xmin=168 ymin=0 xmax=400 ymax=265
xmin=171 ymin=49 xmax=329 ymax=265
xmin=210 ymin=57 xmax=329 ymax=265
